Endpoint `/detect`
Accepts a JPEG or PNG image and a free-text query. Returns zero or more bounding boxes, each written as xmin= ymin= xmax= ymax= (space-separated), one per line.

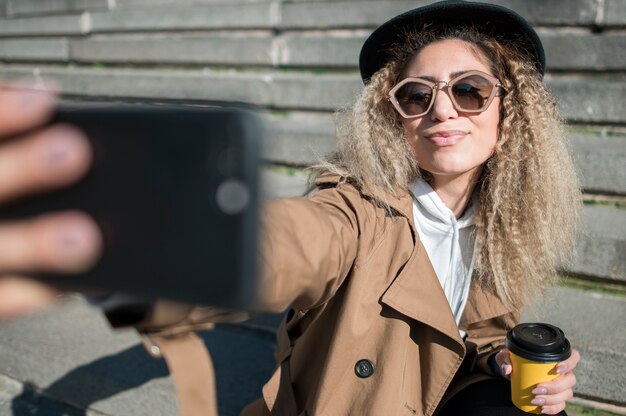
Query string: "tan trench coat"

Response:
xmin=238 ymin=173 xmax=521 ymax=416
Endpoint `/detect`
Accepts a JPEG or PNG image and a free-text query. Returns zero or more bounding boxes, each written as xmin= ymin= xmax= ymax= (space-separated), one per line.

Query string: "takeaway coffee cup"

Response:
xmin=505 ymin=323 xmax=571 ymax=414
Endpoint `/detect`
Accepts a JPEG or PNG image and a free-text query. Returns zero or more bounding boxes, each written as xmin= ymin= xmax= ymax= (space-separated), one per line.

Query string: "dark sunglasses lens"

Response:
xmin=451 ymin=75 xmax=494 ymax=111
xmin=394 ymin=82 xmax=432 ymax=116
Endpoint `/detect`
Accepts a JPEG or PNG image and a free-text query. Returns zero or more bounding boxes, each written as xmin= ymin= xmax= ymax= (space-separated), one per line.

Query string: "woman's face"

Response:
xmin=399 ymin=39 xmax=500 ymax=182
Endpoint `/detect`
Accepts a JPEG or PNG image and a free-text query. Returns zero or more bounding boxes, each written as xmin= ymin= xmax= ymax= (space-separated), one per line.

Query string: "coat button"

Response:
xmin=355 ymin=359 xmax=374 ymax=378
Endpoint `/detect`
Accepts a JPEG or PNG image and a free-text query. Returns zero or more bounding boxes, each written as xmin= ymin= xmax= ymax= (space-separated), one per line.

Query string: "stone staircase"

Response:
xmin=0 ymin=0 xmax=624 ymax=414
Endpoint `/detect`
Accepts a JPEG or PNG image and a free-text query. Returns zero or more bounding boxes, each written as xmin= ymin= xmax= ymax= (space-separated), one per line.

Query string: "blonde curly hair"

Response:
xmin=313 ymin=26 xmax=582 ymax=307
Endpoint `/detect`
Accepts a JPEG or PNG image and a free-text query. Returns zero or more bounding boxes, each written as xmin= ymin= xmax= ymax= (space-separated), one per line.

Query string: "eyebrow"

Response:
xmin=410 ymin=70 xmax=474 ymax=81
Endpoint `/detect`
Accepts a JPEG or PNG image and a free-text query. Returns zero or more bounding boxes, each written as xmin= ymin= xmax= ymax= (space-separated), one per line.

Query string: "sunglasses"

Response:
xmin=388 ymin=70 xmax=507 ymax=118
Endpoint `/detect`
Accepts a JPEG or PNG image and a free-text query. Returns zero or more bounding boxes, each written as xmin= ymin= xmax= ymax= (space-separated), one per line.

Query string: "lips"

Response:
xmin=424 ymin=130 xmax=468 ymax=146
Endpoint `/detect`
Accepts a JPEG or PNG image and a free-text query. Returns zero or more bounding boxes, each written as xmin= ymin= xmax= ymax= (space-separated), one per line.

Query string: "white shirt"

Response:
xmin=410 ymin=179 xmax=477 ymax=331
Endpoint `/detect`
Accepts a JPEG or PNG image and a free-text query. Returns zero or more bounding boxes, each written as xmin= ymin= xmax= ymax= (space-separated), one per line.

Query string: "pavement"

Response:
xmin=0 ymin=171 xmax=625 ymax=415
xmin=1 ymin=286 xmax=625 ymax=416
xmin=0 ymin=297 xmax=282 ymax=416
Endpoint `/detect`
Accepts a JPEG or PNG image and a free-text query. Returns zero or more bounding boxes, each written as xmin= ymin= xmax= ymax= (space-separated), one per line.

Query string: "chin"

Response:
xmin=418 ymin=160 xmax=485 ymax=179
xmin=420 ymin=158 xmax=472 ymax=174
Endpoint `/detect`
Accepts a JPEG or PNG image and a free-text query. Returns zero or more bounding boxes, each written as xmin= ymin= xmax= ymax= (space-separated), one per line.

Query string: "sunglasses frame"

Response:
xmin=388 ymin=70 xmax=507 ymax=119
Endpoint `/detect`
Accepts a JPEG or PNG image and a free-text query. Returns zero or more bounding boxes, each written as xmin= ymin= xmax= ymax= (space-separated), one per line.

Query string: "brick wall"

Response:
xmin=0 ymin=0 xmax=624 ymax=284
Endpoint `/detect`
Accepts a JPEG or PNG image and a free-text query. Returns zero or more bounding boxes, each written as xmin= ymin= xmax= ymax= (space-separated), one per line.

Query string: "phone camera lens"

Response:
xmin=216 ymin=179 xmax=250 ymax=215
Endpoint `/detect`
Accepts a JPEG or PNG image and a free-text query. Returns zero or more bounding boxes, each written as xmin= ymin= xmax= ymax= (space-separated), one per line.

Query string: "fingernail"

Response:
xmin=43 ymin=133 xmax=81 ymax=168
xmin=532 ymin=387 xmax=547 ymax=395
xmin=556 ymin=364 xmax=566 ymax=374
xmin=54 ymin=217 xmax=100 ymax=268
xmin=531 ymin=398 xmax=545 ymax=406
xmin=501 ymin=364 xmax=508 ymax=374
xmin=56 ymin=222 xmax=91 ymax=252
xmin=18 ymin=88 xmax=54 ymax=110
xmin=45 ymin=138 xmax=71 ymax=167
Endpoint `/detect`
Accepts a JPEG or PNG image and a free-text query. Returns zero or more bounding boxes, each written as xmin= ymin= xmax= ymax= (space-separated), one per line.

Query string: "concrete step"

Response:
xmin=3 ymin=0 xmax=622 ymax=33
xmin=0 ymin=14 xmax=87 ymax=36
xmin=605 ymin=0 xmax=626 ymax=26
xmin=4 ymin=0 xmax=109 ymax=17
xmin=90 ymin=3 xmax=278 ymax=33
xmin=568 ymin=397 xmax=626 ymax=416
xmin=0 ymin=38 xmax=69 ymax=61
xmin=523 ymin=286 xmax=626 ymax=406
xmin=280 ymin=0 xmax=602 ymax=28
xmin=570 ymin=134 xmax=626 ymax=196
xmin=1 ymin=31 xmax=625 ymax=72
xmin=68 ymin=34 xmax=278 ymax=66
xmin=1 ymin=64 xmax=624 ymax=124
xmin=541 ymin=32 xmax=626 ymax=71
xmin=574 ymin=206 xmax=626 ymax=283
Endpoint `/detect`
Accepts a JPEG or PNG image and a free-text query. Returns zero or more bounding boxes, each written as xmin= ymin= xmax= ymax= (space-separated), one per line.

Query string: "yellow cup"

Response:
xmin=505 ymin=323 xmax=571 ymax=414
xmin=509 ymin=352 xmax=559 ymax=414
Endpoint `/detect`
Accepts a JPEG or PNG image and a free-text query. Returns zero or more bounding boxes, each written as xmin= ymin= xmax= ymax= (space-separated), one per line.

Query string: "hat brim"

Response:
xmin=359 ymin=0 xmax=545 ymax=83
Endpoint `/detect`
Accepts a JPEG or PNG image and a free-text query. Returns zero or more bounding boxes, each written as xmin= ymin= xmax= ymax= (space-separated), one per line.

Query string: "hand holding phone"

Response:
xmin=0 ymin=95 xmax=262 ymax=310
xmin=0 ymin=83 xmax=102 ymax=318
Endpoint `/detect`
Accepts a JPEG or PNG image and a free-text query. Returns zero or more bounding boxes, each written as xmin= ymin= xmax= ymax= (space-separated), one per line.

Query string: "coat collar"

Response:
xmin=314 ymin=173 xmax=414 ymax=221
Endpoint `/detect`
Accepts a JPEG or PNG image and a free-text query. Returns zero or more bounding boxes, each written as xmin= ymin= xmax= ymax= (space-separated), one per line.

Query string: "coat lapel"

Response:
xmin=378 ymin=188 xmax=465 ymax=352
xmin=316 ymin=173 xmax=465 ymax=351
xmin=380 ymin=239 xmax=465 ymax=351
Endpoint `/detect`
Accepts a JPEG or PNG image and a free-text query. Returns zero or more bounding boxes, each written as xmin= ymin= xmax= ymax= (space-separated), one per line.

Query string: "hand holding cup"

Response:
xmin=496 ymin=323 xmax=580 ymax=415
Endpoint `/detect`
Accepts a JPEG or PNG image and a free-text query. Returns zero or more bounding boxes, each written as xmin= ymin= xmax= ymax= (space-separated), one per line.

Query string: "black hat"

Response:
xmin=359 ymin=0 xmax=545 ymax=83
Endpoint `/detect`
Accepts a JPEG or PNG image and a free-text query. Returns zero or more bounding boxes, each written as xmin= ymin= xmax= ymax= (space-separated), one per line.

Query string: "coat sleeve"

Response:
xmin=464 ymin=309 xmax=521 ymax=375
xmin=460 ymin=280 xmax=523 ymax=375
xmin=254 ymin=183 xmax=361 ymax=313
xmin=104 ymin=182 xmax=361 ymax=335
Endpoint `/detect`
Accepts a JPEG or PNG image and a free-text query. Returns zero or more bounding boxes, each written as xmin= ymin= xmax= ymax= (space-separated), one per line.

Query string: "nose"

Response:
xmin=429 ymin=83 xmax=458 ymax=122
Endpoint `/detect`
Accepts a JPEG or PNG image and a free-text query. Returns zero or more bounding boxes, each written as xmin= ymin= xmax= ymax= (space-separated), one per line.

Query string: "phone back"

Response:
xmin=1 ymin=102 xmax=262 ymax=309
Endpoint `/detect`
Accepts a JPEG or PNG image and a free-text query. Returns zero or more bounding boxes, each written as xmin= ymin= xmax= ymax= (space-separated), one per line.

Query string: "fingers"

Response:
xmin=0 ymin=275 xmax=59 ymax=318
xmin=556 ymin=348 xmax=581 ymax=374
xmin=0 ymin=82 xmax=57 ymax=138
xmin=495 ymin=349 xmax=512 ymax=376
xmin=0 ymin=82 xmax=101 ymax=320
xmin=0 ymin=124 xmax=92 ymax=204
xmin=533 ymin=371 xmax=577 ymax=397
xmin=539 ymin=402 xmax=566 ymax=415
xmin=531 ymin=381 xmax=573 ymax=415
xmin=0 ymin=211 xmax=103 ymax=274
xmin=532 ymin=369 xmax=577 ymax=415
xmin=0 ymin=81 xmax=98 ymax=273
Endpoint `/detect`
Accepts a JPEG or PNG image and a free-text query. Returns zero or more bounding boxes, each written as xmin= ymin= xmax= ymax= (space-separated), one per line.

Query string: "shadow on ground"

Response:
xmin=10 ymin=324 xmax=278 ymax=416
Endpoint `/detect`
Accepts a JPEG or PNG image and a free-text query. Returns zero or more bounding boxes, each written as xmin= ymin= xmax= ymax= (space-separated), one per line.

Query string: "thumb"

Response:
xmin=495 ymin=349 xmax=513 ymax=376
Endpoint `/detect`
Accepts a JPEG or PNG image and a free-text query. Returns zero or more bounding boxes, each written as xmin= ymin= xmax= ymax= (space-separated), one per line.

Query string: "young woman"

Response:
xmin=239 ymin=2 xmax=581 ymax=415
xmin=0 ymin=1 xmax=581 ymax=415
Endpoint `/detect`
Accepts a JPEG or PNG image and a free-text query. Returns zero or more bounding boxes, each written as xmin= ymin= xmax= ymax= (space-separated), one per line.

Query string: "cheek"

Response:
xmin=480 ymin=107 xmax=500 ymax=153
xmin=490 ymin=123 xmax=500 ymax=152
xmin=401 ymin=119 xmax=420 ymax=152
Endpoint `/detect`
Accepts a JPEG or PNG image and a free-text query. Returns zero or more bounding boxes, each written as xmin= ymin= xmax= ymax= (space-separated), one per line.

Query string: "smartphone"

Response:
xmin=0 ymin=99 xmax=262 ymax=310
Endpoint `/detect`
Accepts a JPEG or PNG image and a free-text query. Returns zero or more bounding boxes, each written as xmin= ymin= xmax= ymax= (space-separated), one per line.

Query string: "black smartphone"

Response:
xmin=0 ymin=99 xmax=262 ymax=310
